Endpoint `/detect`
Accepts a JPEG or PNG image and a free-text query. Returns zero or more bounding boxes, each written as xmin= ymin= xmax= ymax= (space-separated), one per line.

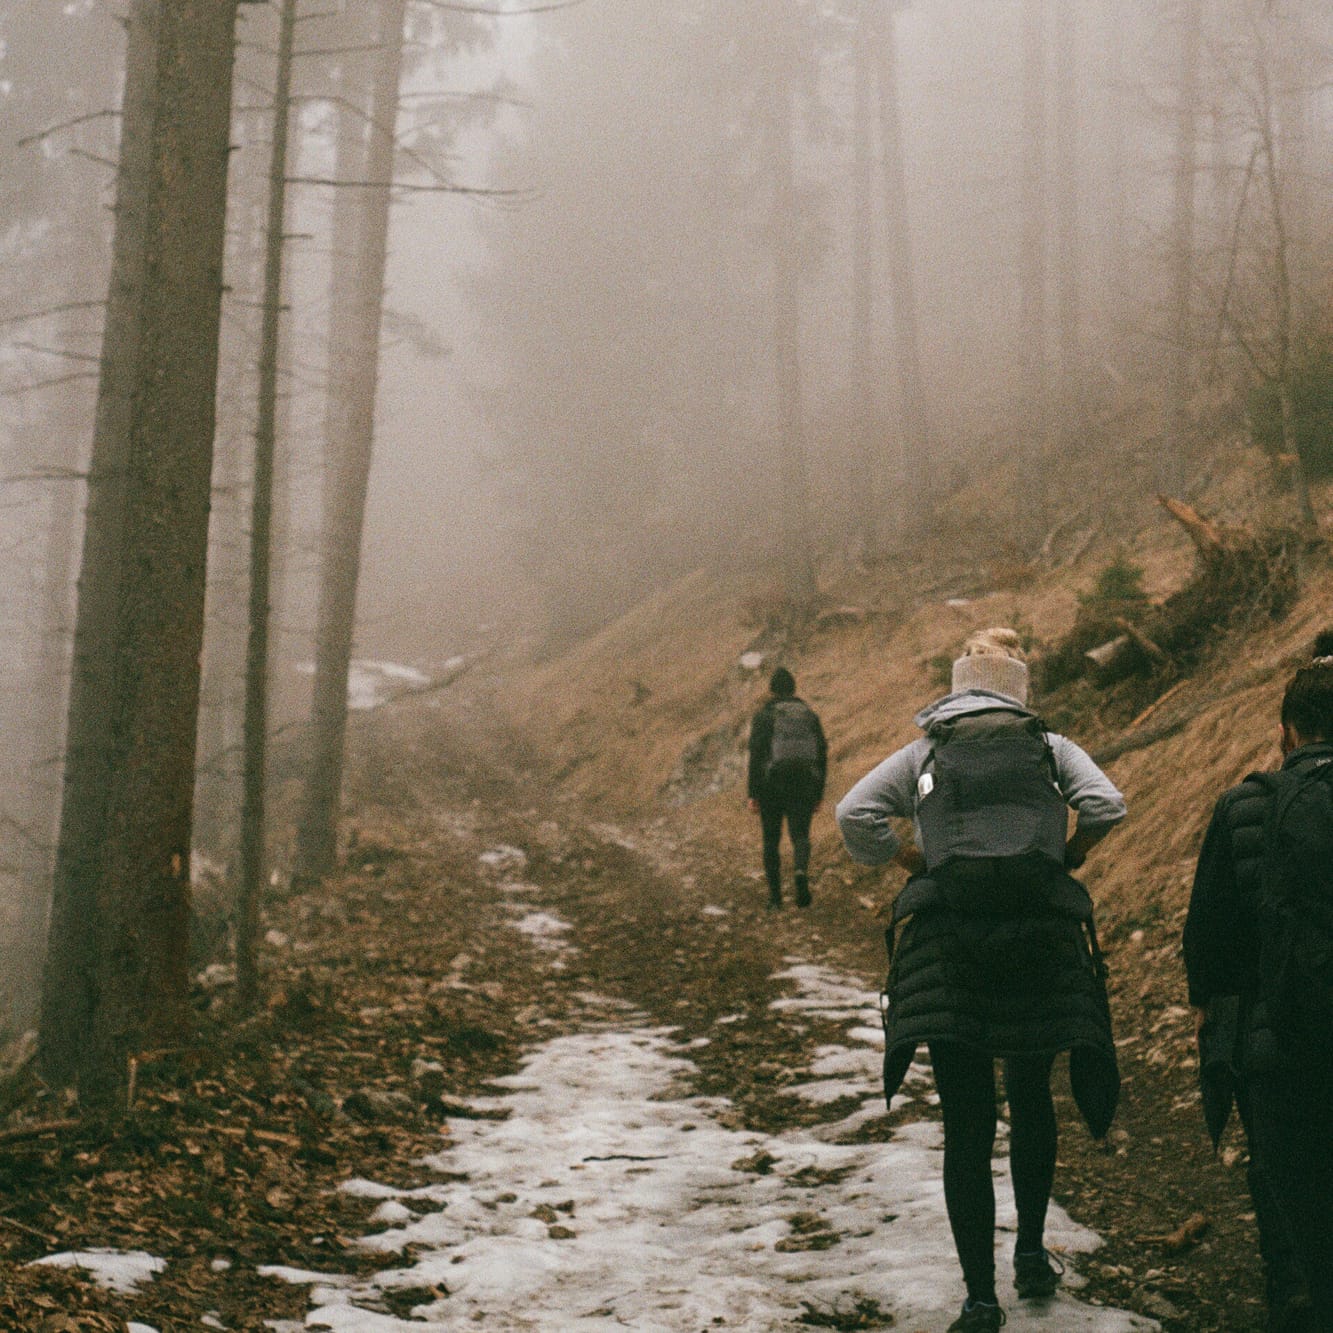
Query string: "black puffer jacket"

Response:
xmin=1184 ymin=741 xmax=1333 ymax=1073
xmin=882 ymin=869 xmax=1119 ymax=1138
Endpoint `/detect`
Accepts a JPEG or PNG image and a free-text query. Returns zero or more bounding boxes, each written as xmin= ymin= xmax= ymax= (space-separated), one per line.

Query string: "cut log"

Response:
xmin=1086 ymin=635 xmax=1130 ymax=669
xmin=1113 ymin=616 xmax=1169 ymax=666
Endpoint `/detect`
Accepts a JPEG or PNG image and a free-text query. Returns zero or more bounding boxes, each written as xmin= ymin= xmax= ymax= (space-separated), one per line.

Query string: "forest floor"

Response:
xmin=0 ymin=686 xmax=1274 ymax=1332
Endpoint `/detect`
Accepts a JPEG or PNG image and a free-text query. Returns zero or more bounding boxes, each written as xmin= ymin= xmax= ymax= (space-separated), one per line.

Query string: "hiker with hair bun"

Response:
xmin=836 ymin=628 xmax=1126 ymax=1332
xmin=1185 ymin=658 xmax=1333 ymax=1332
xmin=748 ymin=667 xmax=827 ymax=911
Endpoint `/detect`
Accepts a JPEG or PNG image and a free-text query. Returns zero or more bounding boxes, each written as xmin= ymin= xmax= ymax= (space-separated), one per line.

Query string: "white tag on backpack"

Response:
xmin=917 ymin=772 xmax=934 ymax=799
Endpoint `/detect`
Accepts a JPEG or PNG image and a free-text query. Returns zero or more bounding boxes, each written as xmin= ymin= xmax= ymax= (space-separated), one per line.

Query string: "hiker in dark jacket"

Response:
xmin=748 ymin=667 xmax=827 ymax=910
xmin=836 ymin=628 xmax=1125 ymax=1333
xmin=1184 ymin=657 xmax=1333 ymax=1332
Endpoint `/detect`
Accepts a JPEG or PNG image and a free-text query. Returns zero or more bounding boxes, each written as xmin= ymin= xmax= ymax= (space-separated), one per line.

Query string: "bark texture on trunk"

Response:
xmin=1053 ymin=0 xmax=1080 ymax=450
xmin=40 ymin=0 xmax=240 ymax=1105
xmin=875 ymin=1 xmax=930 ymax=516
xmin=237 ymin=0 xmax=297 ymax=1015
xmin=851 ymin=2 xmax=878 ymax=559
xmin=768 ymin=7 xmax=816 ymax=613
xmin=295 ymin=0 xmax=408 ymax=882
xmin=1163 ymin=0 xmax=1203 ymax=496
xmin=1018 ymin=0 xmax=1051 ymax=532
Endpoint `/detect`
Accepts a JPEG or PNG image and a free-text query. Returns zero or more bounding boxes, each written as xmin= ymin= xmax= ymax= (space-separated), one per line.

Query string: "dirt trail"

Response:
xmin=264 ymin=703 xmax=1156 ymax=1331
xmin=0 ymin=694 xmax=1270 ymax=1330
xmin=297 ymin=695 xmax=1267 ymax=1331
xmin=413 ymin=692 xmax=1274 ymax=1333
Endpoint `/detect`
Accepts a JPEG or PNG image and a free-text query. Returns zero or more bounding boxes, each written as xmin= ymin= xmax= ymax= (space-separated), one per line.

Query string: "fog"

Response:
xmin=361 ymin=0 xmax=1331 ymax=646
xmin=0 ymin=0 xmax=1329 ymax=1023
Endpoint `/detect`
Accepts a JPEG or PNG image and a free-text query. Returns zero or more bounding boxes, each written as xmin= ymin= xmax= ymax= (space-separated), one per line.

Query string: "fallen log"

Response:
xmin=0 ymin=1118 xmax=79 ymax=1145
xmin=1157 ymin=495 xmax=1231 ymax=555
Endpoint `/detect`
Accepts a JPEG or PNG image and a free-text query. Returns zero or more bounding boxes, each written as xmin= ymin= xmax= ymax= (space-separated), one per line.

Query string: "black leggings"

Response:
xmin=928 ymin=1042 xmax=1058 ymax=1303
xmin=1249 ymin=1070 xmax=1333 ymax=1322
xmin=758 ymin=793 xmax=816 ymax=894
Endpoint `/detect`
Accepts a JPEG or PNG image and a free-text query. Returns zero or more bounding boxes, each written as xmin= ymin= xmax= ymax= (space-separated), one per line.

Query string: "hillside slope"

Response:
xmin=495 ymin=474 xmax=1331 ymax=941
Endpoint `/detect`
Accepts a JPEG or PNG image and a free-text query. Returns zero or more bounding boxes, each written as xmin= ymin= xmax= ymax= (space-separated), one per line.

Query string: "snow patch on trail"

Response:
xmin=478 ymin=843 xmax=578 ymax=962
xmin=270 ymin=964 xmax=1156 ymax=1331
xmin=511 ymin=910 xmax=575 ymax=951
xmin=29 ymin=1248 xmax=166 ymax=1294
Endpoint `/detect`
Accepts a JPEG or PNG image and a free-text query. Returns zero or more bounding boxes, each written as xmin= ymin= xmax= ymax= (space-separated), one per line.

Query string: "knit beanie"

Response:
xmin=950 ymin=627 xmax=1029 ymax=705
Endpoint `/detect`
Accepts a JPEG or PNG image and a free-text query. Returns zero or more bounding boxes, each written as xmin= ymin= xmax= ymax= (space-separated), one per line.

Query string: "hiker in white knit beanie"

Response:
xmin=950 ymin=627 xmax=1030 ymax=706
xmin=836 ymin=621 xmax=1127 ymax=1331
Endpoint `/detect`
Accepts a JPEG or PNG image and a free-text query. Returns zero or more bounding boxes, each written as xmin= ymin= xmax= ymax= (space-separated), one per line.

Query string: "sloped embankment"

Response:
xmin=484 ymin=494 xmax=1331 ymax=1332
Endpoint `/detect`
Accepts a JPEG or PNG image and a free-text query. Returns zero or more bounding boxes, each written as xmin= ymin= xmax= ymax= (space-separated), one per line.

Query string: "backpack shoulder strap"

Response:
xmin=1029 ymin=714 xmax=1060 ymax=786
xmin=1260 ymin=765 xmax=1322 ymax=849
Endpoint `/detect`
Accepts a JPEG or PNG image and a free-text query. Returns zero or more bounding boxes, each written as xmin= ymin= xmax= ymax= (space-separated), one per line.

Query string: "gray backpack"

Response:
xmin=914 ymin=709 xmax=1068 ymax=876
xmin=766 ymin=699 xmax=821 ymax=777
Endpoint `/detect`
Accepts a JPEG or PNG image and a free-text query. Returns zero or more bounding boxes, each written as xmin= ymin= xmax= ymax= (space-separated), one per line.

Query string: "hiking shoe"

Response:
xmin=766 ymin=892 xmax=782 ymax=911
xmin=947 ymin=1300 xmax=1006 ymax=1331
xmin=1014 ymin=1247 xmax=1063 ymax=1299
xmin=794 ymin=873 xmax=811 ymax=908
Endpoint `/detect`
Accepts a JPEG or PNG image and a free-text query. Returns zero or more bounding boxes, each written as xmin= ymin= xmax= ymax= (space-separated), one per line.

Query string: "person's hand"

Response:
xmin=1065 ymin=827 xmax=1099 ymax=870
xmin=1193 ymin=1006 xmax=1208 ymax=1039
xmin=747 ymin=798 xmax=759 ymax=814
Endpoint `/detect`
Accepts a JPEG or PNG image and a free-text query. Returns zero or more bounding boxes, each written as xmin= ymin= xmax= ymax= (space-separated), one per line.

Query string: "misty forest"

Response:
xmin=0 ymin=0 xmax=1329 ymax=1328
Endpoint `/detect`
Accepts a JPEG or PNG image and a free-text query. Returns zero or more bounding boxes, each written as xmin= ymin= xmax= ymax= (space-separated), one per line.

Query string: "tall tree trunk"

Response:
xmin=1053 ymin=0 xmax=1080 ymax=450
xmin=14 ymin=340 xmax=86 ymax=1024
xmin=195 ymin=103 xmax=270 ymax=867
xmin=295 ymin=0 xmax=408 ymax=881
xmin=1018 ymin=0 xmax=1051 ymax=533
xmin=875 ymin=0 xmax=931 ymax=520
xmin=1253 ymin=30 xmax=1314 ymax=530
xmin=768 ymin=7 xmax=817 ymax=613
xmin=237 ymin=0 xmax=297 ymax=1016
xmin=851 ymin=2 xmax=878 ymax=559
xmin=39 ymin=0 xmax=160 ymax=1088
xmin=1102 ymin=0 xmax=1129 ymax=334
xmin=1163 ymin=0 xmax=1203 ymax=495
xmin=39 ymin=0 xmax=241 ymax=1105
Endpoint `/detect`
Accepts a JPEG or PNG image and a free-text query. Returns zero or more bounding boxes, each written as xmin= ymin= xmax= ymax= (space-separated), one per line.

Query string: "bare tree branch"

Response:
xmin=285 ymin=176 xmax=534 ymax=200
xmin=15 ymin=110 xmax=121 ymax=149
xmin=68 ymin=147 xmax=118 ymax=171
xmin=0 ymin=372 xmax=99 ymax=398
xmin=10 ymin=342 xmax=100 ymax=365
xmin=412 ymin=0 xmax=587 ymax=13
xmin=0 ymin=466 xmax=89 ymax=485
xmin=0 ymin=300 xmax=106 ymax=330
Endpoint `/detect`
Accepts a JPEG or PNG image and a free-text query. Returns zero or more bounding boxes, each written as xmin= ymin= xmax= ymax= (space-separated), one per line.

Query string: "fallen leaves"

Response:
xmin=1139 ymin=1211 xmax=1210 ymax=1252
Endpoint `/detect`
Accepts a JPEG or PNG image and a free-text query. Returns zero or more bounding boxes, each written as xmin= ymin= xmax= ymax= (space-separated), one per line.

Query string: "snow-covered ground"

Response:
xmin=261 ymin=940 xmax=1159 ymax=1332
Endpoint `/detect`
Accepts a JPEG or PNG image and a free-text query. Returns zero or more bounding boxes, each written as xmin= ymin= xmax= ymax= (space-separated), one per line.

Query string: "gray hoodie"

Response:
xmin=835 ymin=689 xmax=1127 ymax=866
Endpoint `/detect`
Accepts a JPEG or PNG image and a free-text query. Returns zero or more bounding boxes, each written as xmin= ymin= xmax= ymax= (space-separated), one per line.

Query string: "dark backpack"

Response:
xmin=1255 ymin=759 xmax=1333 ymax=1064
xmin=765 ymin=699 xmax=821 ymax=779
xmin=915 ymin=708 xmax=1068 ymax=878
